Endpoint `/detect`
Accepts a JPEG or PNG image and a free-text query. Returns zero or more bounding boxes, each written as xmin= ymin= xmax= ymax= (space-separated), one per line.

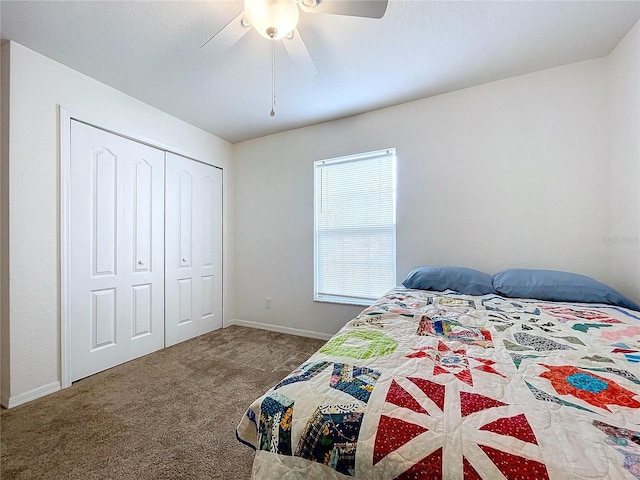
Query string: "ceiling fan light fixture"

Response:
xmin=244 ymin=0 xmax=299 ymax=40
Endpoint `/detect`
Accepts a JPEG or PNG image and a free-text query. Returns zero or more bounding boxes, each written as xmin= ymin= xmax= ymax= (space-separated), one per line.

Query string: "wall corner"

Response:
xmin=1 ymin=40 xmax=12 ymax=407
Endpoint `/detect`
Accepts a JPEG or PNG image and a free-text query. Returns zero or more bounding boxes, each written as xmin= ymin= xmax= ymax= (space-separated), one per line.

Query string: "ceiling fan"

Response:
xmin=201 ymin=0 xmax=389 ymax=77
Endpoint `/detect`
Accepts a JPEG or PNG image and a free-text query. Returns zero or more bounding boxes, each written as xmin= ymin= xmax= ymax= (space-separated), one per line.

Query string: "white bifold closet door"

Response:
xmin=165 ymin=152 xmax=223 ymax=347
xmin=69 ymin=121 xmax=165 ymax=382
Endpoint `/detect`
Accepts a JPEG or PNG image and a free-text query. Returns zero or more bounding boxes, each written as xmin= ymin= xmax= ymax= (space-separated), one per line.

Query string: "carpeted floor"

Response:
xmin=1 ymin=326 xmax=327 ymax=480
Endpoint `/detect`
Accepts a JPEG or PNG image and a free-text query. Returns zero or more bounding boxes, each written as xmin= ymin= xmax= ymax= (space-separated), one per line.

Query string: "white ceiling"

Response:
xmin=2 ymin=0 xmax=639 ymax=144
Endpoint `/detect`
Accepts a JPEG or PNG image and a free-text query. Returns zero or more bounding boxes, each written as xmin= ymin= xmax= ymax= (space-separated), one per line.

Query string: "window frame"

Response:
xmin=313 ymin=148 xmax=397 ymax=306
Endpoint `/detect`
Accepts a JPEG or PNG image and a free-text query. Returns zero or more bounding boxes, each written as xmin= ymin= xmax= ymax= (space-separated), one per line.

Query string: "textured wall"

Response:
xmin=233 ymin=56 xmax=619 ymax=336
xmin=607 ymin=21 xmax=640 ymax=301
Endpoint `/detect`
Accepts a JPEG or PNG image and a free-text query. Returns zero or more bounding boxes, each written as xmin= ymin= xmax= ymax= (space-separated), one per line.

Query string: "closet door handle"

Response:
xmin=137 ymin=260 xmax=144 ymax=265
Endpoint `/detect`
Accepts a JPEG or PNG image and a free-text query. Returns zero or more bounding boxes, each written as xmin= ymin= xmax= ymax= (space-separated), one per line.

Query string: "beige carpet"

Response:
xmin=1 ymin=326 xmax=327 ymax=480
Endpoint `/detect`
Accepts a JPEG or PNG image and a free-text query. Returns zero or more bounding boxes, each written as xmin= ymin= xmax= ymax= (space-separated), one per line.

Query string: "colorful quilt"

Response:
xmin=236 ymin=288 xmax=640 ymax=479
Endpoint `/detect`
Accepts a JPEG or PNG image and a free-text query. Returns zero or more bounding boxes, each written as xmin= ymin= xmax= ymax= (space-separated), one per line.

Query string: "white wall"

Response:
xmin=608 ymin=21 xmax=640 ymax=301
xmin=1 ymin=42 xmax=234 ymax=407
xmin=233 ymin=56 xmax=622 ymax=336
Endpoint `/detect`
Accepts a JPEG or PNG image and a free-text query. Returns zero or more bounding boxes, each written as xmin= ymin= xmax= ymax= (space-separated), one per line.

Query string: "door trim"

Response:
xmin=60 ymin=107 xmax=73 ymax=388
xmin=59 ymin=106 xmax=224 ymax=389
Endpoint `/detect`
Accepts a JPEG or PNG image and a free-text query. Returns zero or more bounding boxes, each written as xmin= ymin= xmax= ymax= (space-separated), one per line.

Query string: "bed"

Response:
xmin=236 ymin=268 xmax=640 ymax=479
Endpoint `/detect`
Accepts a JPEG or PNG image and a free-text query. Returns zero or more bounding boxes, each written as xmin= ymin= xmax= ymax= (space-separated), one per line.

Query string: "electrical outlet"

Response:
xmin=265 ymin=297 xmax=272 ymax=309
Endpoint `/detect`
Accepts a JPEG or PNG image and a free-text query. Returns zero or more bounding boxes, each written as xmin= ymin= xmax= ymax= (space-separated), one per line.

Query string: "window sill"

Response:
xmin=314 ymin=296 xmax=374 ymax=307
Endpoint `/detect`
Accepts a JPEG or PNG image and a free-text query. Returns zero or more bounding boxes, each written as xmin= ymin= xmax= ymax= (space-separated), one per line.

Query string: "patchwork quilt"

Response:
xmin=236 ymin=288 xmax=640 ymax=479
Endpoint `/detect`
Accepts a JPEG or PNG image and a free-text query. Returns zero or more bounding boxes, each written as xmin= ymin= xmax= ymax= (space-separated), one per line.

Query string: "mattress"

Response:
xmin=236 ymin=288 xmax=640 ymax=479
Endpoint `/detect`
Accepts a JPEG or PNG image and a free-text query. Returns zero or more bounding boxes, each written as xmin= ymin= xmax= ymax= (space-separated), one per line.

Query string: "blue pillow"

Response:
xmin=493 ymin=269 xmax=640 ymax=311
xmin=402 ymin=266 xmax=496 ymax=295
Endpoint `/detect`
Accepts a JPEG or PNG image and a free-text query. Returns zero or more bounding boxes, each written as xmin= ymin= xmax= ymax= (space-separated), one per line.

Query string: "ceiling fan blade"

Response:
xmin=299 ymin=0 xmax=388 ymax=19
xmin=201 ymin=12 xmax=251 ymax=55
xmin=283 ymin=28 xmax=317 ymax=77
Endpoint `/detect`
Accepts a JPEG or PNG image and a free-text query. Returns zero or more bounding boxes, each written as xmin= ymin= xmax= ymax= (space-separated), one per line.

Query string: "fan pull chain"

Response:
xmin=270 ymin=36 xmax=276 ymax=117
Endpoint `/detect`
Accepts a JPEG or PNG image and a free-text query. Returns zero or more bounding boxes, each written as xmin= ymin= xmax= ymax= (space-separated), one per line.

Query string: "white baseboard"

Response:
xmin=3 ymin=381 xmax=61 ymax=409
xmin=226 ymin=319 xmax=334 ymax=341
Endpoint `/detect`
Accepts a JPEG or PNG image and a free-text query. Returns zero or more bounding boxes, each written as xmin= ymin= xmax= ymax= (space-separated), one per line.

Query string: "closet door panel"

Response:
xmin=93 ymin=148 xmax=117 ymax=276
xmin=133 ymin=159 xmax=153 ymax=272
xmin=69 ymin=121 xmax=165 ymax=382
xmin=165 ymin=153 xmax=222 ymax=346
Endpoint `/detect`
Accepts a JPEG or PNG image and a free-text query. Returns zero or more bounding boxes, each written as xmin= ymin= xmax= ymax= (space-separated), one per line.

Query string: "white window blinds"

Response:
xmin=314 ymin=148 xmax=396 ymax=305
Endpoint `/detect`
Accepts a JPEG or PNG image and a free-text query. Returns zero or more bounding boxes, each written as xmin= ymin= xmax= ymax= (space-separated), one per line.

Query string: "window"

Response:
xmin=314 ymin=148 xmax=396 ymax=305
